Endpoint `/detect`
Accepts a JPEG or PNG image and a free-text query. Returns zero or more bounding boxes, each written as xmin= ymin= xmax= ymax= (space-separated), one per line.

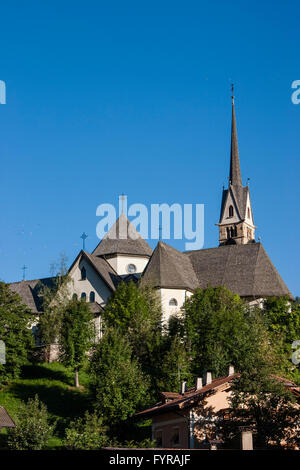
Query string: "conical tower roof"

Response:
xmin=93 ymin=214 xmax=152 ymax=257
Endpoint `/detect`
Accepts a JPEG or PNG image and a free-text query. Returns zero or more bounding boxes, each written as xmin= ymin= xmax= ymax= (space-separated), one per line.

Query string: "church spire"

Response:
xmin=229 ymin=85 xmax=242 ymax=187
xmin=217 ymin=88 xmax=256 ymax=246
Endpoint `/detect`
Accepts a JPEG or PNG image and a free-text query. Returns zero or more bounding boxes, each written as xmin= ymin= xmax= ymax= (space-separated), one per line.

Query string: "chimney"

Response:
xmin=181 ymin=381 xmax=187 ymax=395
xmin=196 ymin=377 xmax=203 ymax=390
xmin=228 ymin=365 xmax=235 ymax=376
xmin=203 ymin=371 xmax=212 ymax=386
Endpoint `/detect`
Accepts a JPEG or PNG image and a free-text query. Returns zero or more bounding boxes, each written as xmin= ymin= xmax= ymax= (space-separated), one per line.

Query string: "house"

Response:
xmin=9 ymin=95 xmax=292 ymax=333
xmin=0 ymin=407 xmax=15 ymax=431
xmin=134 ymin=368 xmax=300 ymax=450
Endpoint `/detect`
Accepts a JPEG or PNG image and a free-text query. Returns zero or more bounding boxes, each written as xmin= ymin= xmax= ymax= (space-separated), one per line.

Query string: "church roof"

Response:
xmin=92 ymin=214 xmax=152 ymax=258
xmin=185 ymin=242 xmax=293 ymax=300
xmin=80 ymin=251 xmax=121 ymax=291
xmin=219 ymin=185 xmax=250 ymax=223
xmin=141 ymin=241 xmax=199 ymax=291
xmin=9 ymin=277 xmax=57 ymax=313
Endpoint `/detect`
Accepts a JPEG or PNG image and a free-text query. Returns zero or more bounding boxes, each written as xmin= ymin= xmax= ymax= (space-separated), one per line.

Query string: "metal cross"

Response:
xmin=231 ymin=83 xmax=234 ymax=103
xmin=22 ymin=265 xmax=27 ymax=280
xmin=80 ymin=232 xmax=88 ymax=250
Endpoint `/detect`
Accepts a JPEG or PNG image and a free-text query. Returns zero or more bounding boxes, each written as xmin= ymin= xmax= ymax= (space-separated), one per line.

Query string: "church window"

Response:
xmin=247 ymin=208 xmax=251 ymax=219
xmin=81 ymin=292 xmax=86 ymax=300
xmin=127 ymin=264 xmax=137 ymax=274
xmin=169 ymin=298 xmax=178 ymax=307
xmin=81 ymin=266 xmax=86 ymax=280
xmin=229 ymin=205 xmax=234 ymax=217
xmin=89 ymin=291 xmax=95 ymax=302
xmin=72 ymin=293 xmax=78 ymax=300
xmin=226 ymin=227 xmax=230 ymax=239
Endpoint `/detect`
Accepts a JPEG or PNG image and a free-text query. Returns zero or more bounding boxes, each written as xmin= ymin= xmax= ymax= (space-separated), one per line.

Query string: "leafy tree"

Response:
xmin=59 ymin=299 xmax=95 ymax=387
xmin=38 ymin=255 xmax=72 ymax=362
xmin=156 ymin=335 xmax=193 ymax=393
xmin=0 ymin=282 xmax=34 ymax=385
xmin=89 ymin=328 xmax=149 ymax=426
xmin=182 ymin=286 xmax=271 ymax=377
xmin=223 ymin=368 xmax=300 ymax=449
xmin=103 ymin=281 xmax=163 ymax=393
xmin=263 ymin=296 xmax=300 ymax=382
xmin=7 ymin=395 xmax=54 ymax=450
xmin=64 ymin=411 xmax=109 ymax=450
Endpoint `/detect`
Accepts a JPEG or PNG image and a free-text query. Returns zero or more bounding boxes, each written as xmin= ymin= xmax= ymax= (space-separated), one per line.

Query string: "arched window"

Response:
xmin=89 ymin=291 xmax=95 ymax=302
xmin=127 ymin=264 xmax=137 ymax=274
xmin=226 ymin=227 xmax=230 ymax=239
xmin=229 ymin=205 xmax=234 ymax=217
xmin=81 ymin=292 xmax=86 ymax=301
xmin=169 ymin=298 xmax=178 ymax=307
xmin=81 ymin=266 xmax=86 ymax=280
xmin=72 ymin=293 xmax=78 ymax=300
xmin=247 ymin=207 xmax=251 ymax=219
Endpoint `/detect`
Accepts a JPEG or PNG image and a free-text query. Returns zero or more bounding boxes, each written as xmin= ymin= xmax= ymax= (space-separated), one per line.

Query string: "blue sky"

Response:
xmin=1 ymin=1 xmax=299 ymax=295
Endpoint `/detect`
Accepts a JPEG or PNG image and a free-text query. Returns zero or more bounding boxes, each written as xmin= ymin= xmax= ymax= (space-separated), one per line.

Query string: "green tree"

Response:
xmin=64 ymin=411 xmax=109 ymax=450
xmin=156 ymin=335 xmax=193 ymax=393
xmin=38 ymin=254 xmax=72 ymax=362
xmin=89 ymin=328 xmax=149 ymax=426
xmin=182 ymin=286 xmax=271 ymax=377
xmin=224 ymin=368 xmax=299 ymax=449
xmin=7 ymin=395 xmax=54 ymax=450
xmin=103 ymin=281 xmax=163 ymax=392
xmin=0 ymin=282 xmax=34 ymax=385
xmin=59 ymin=299 xmax=95 ymax=387
xmin=263 ymin=296 xmax=300 ymax=382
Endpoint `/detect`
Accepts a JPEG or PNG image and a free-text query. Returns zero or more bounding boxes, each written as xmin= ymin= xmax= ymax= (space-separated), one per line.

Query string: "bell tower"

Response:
xmin=217 ymin=87 xmax=256 ymax=246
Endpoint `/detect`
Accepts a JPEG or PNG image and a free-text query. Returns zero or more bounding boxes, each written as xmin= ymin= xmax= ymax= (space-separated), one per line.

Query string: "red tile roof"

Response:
xmin=135 ymin=374 xmax=237 ymax=418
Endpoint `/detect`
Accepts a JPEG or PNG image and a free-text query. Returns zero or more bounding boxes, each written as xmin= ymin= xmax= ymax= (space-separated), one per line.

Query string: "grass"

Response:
xmin=0 ymin=362 xmax=93 ymax=449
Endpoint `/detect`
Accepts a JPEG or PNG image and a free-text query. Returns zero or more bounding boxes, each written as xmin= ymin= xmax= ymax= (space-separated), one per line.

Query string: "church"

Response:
xmin=9 ymin=96 xmax=292 ymax=328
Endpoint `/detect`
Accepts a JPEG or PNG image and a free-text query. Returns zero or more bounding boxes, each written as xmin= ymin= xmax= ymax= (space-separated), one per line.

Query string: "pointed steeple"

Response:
xmin=217 ymin=88 xmax=256 ymax=246
xmin=229 ymin=86 xmax=242 ymax=187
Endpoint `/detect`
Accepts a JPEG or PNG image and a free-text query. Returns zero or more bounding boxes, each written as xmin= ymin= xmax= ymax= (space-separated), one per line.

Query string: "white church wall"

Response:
xmin=69 ymin=257 xmax=112 ymax=307
xmin=160 ymin=288 xmax=192 ymax=325
xmin=105 ymin=254 xmax=150 ymax=276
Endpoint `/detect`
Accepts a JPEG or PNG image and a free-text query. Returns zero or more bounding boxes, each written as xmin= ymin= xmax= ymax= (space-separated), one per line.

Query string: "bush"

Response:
xmin=7 ymin=395 xmax=54 ymax=450
xmin=64 ymin=411 xmax=109 ymax=450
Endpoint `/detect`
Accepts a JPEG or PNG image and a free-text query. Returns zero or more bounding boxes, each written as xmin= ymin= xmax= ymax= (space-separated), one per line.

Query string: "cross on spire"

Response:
xmin=22 ymin=265 xmax=27 ymax=280
xmin=80 ymin=232 xmax=88 ymax=250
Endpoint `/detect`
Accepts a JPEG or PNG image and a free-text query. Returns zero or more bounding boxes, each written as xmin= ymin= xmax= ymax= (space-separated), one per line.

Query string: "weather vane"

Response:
xmin=22 ymin=265 xmax=27 ymax=280
xmin=80 ymin=232 xmax=88 ymax=250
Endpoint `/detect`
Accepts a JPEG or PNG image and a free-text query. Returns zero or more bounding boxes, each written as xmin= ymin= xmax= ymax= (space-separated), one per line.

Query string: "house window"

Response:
xmin=171 ymin=427 xmax=180 ymax=446
xmin=169 ymin=298 xmax=178 ymax=307
xmin=127 ymin=264 xmax=137 ymax=274
xmin=229 ymin=205 xmax=234 ymax=217
xmin=81 ymin=292 xmax=86 ymax=300
xmin=155 ymin=430 xmax=163 ymax=448
xmin=81 ymin=266 xmax=86 ymax=280
xmin=89 ymin=291 xmax=95 ymax=302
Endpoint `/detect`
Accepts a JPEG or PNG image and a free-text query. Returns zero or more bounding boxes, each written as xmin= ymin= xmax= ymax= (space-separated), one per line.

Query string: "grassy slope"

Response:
xmin=0 ymin=362 xmax=93 ymax=449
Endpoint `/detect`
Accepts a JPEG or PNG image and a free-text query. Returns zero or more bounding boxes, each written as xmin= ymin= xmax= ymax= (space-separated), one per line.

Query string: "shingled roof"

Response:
xmin=0 ymin=407 xmax=15 ymax=428
xmin=219 ymin=185 xmax=250 ymax=223
xmin=68 ymin=250 xmax=122 ymax=292
xmin=9 ymin=277 xmax=57 ymax=313
xmin=93 ymin=214 xmax=152 ymax=258
xmin=185 ymin=242 xmax=293 ymax=299
xmin=142 ymin=241 xmax=199 ymax=291
xmin=135 ymin=374 xmax=237 ymax=418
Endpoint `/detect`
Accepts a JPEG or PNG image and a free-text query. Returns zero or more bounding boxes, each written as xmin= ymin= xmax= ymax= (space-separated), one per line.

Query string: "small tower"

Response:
xmin=217 ymin=88 xmax=256 ymax=246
